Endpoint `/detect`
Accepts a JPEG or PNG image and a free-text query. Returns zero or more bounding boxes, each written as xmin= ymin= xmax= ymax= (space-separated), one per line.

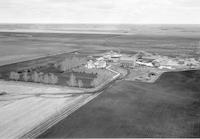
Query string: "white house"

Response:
xmin=86 ymin=60 xmax=95 ymax=69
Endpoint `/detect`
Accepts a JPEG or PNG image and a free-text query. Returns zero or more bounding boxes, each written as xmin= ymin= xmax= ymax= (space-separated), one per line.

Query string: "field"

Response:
xmin=0 ymin=79 xmax=89 ymax=138
xmin=0 ymin=31 xmax=200 ymax=67
xmin=39 ymin=70 xmax=200 ymax=138
xmin=1 ymin=24 xmax=200 ymax=138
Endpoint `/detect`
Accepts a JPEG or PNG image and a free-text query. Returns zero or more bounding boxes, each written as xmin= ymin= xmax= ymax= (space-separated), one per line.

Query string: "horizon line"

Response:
xmin=0 ymin=23 xmax=200 ymax=25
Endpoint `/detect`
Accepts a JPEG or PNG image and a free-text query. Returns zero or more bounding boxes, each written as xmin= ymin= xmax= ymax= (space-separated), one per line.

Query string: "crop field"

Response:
xmin=39 ymin=70 xmax=200 ymax=138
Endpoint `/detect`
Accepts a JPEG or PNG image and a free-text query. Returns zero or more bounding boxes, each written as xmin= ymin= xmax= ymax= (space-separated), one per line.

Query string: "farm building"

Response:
xmin=86 ymin=59 xmax=106 ymax=69
xmin=136 ymin=61 xmax=154 ymax=67
xmin=119 ymin=56 xmax=136 ymax=68
xmin=103 ymin=51 xmax=122 ymax=62
xmin=94 ymin=60 xmax=107 ymax=68
xmin=138 ymin=57 xmax=155 ymax=63
xmin=86 ymin=60 xmax=95 ymax=69
xmin=158 ymin=65 xmax=174 ymax=70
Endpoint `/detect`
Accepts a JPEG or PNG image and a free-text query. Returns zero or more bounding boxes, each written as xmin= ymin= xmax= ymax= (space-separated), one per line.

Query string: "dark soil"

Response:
xmin=38 ymin=70 xmax=200 ymax=138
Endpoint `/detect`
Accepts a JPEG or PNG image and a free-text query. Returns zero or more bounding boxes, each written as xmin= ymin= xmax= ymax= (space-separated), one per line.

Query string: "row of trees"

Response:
xmin=90 ymin=73 xmax=110 ymax=87
xmin=66 ymin=72 xmax=111 ymax=88
xmin=9 ymin=72 xmax=20 ymax=81
xmin=73 ymin=67 xmax=113 ymax=76
xmin=8 ymin=66 xmax=112 ymax=88
xmin=9 ymin=71 xmax=58 ymax=84
xmin=9 ymin=71 xmax=86 ymax=88
xmin=73 ymin=67 xmax=114 ymax=87
xmin=66 ymin=73 xmax=84 ymax=88
xmin=58 ymin=57 xmax=87 ymax=72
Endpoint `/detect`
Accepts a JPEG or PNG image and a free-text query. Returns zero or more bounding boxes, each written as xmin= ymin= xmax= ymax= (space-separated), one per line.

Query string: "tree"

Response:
xmin=91 ymin=78 xmax=98 ymax=87
xmin=78 ymin=79 xmax=83 ymax=88
xmin=31 ymin=71 xmax=40 ymax=82
xmin=15 ymin=72 xmax=20 ymax=81
xmin=22 ymin=71 xmax=29 ymax=82
xmin=38 ymin=72 xmax=44 ymax=83
xmin=9 ymin=71 xmax=20 ymax=81
xmin=60 ymin=60 xmax=67 ymax=72
xmin=67 ymin=73 xmax=77 ymax=87
xmin=53 ymin=63 xmax=59 ymax=68
xmin=59 ymin=57 xmax=87 ymax=72
xmin=49 ymin=73 xmax=58 ymax=84
xmin=9 ymin=72 xmax=15 ymax=80
xmin=43 ymin=74 xmax=50 ymax=84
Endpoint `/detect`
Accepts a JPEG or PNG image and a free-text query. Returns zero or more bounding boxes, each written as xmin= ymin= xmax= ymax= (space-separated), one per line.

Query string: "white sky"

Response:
xmin=0 ymin=0 xmax=200 ymax=24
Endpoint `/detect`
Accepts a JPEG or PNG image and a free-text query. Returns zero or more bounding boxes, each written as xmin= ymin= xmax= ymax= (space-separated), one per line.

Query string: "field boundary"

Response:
xmin=21 ymin=92 xmax=102 ymax=138
xmin=0 ymin=50 xmax=78 ymax=67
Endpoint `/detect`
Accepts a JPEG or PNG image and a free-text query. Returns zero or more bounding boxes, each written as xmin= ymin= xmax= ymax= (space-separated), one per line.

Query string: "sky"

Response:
xmin=0 ymin=0 xmax=200 ymax=24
